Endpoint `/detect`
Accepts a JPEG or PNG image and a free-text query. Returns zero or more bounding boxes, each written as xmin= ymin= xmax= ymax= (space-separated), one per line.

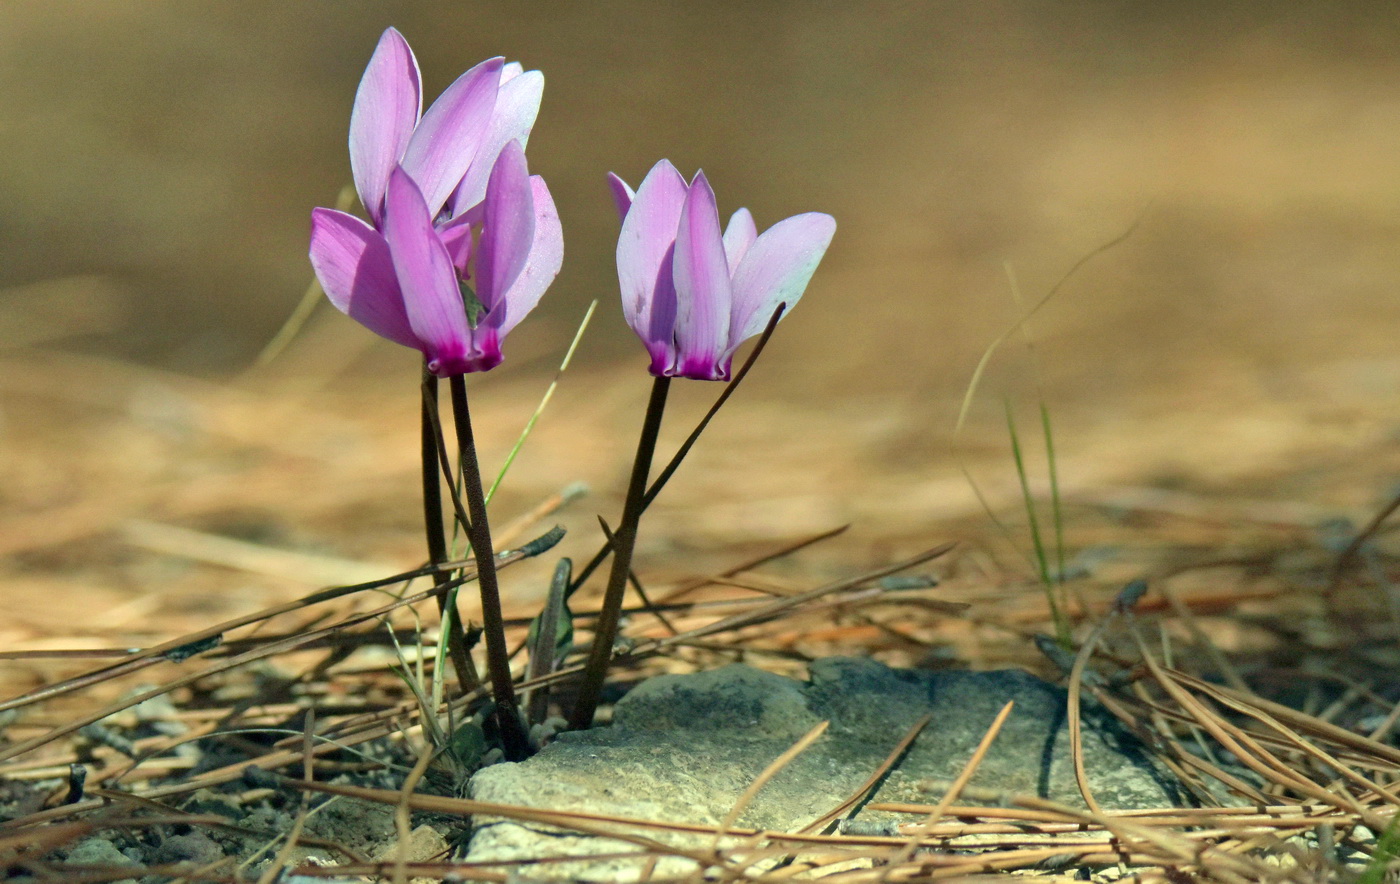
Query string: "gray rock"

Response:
xmin=468 ymin=658 xmax=1185 ymax=881
xmin=63 ymin=837 xmax=140 ymax=884
xmin=152 ymin=830 xmax=224 ymax=865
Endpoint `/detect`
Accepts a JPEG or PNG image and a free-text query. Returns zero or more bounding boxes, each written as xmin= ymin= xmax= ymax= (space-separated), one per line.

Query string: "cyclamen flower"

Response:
xmin=609 ymin=160 xmax=836 ymax=380
xmin=349 ymin=27 xmax=544 ymax=227
xmin=311 ymin=141 xmax=562 ymax=376
xmin=308 ymin=30 xmax=561 ymax=376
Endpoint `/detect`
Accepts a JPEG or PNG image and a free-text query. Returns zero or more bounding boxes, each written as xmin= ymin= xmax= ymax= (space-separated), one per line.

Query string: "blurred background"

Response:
xmin=4 ymin=1 xmax=1400 ymax=653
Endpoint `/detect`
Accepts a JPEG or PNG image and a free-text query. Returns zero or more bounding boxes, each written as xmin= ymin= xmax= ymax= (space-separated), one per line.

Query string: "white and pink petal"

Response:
xmin=727 ymin=212 xmax=835 ymax=349
xmin=382 ymin=167 xmax=472 ymax=376
xmin=721 ymin=208 xmax=757 ymax=272
xmin=475 ymin=141 xmax=536 ymax=314
xmin=348 ymin=28 xmax=422 ymax=226
xmin=484 ymin=174 xmax=562 ymax=339
xmin=400 ymin=56 xmax=503 ymax=219
xmin=447 ymin=69 xmax=544 ymax=217
xmin=606 ymin=172 xmax=635 ymax=222
xmin=616 ymin=160 xmax=687 ymax=353
xmin=671 ymin=172 xmax=733 ymax=380
xmin=436 ymin=215 xmax=475 ymax=277
xmin=309 ymin=208 xmax=420 ymax=350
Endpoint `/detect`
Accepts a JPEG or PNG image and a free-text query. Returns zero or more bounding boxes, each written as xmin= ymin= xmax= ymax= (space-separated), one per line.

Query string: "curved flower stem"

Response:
xmin=569 ymin=375 xmax=671 ymax=730
xmin=420 ymin=368 xmax=479 ymax=694
xmin=421 ymin=372 xmax=449 ymax=565
xmin=565 ymin=306 xmax=786 ymax=598
xmin=448 ymin=374 xmax=529 ymax=760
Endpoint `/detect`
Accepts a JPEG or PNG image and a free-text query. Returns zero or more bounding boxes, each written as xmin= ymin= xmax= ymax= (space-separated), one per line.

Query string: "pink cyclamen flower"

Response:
xmin=609 ymin=160 xmax=836 ymax=380
xmin=308 ymin=31 xmax=561 ymax=377
xmin=348 ymin=27 xmax=544 ymax=227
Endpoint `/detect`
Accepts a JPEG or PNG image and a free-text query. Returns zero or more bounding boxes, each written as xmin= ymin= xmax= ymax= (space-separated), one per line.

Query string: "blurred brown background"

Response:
xmin=4 ymin=2 xmax=1400 ymax=650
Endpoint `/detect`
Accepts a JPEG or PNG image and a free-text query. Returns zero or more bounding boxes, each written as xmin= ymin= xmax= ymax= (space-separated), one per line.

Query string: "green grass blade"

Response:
xmin=485 ymin=300 xmax=596 ymax=507
xmin=1357 ymin=811 xmax=1400 ymax=884
xmin=958 ymin=463 xmax=1036 ymax=573
xmin=384 ymin=615 xmax=445 ymax=749
xmin=954 ymin=219 xmax=1144 ymax=436
xmin=432 ymin=587 xmax=456 ymax=732
xmin=1003 ymin=263 xmax=1068 ymax=589
xmin=255 ymin=185 xmax=356 ymax=367
xmin=1007 ymin=399 xmax=1069 ymax=645
xmin=1041 ymin=401 xmax=1066 ymax=584
xmin=1006 ymin=398 xmax=1050 ymax=587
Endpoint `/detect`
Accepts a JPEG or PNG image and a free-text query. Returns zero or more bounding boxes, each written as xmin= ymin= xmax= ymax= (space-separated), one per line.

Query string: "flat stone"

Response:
xmin=63 ymin=837 xmax=140 ymax=884
xmin=468 ymin=658 xmax=1185 ymax=881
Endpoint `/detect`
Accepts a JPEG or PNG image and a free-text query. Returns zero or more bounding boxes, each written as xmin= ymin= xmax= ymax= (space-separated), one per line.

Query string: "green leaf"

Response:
xmin=486 ymin=301 xmax=596 ymax=506
xmin=444 ymin=720 xmax=487 ymax=769
xmin=527 ymin=594 xmax=574 ymax=663
xmin=460 ymin=281 xmax=486 ymax=329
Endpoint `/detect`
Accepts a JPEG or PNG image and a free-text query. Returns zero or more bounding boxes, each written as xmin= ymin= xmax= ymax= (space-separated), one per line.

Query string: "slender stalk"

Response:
xmin=1005 ymin=398 xmax=1069 ymax=648
xmin=596 ymin=516 xmax=678 ymax=636
xmin=566 ymin=306 xmax=786 ymax=597
xmin=569 ymin=375 xmax=671 ymax=730
xmin=421 ymin=372 xmax=449 ymax=565
xmin=1040 ymin=401 xmax=1067 ymax=586
xmin=1004 ymin=398 xmax=1050 ymax=588
xmin=255 ymin=185 xmax=356 ymax=367
xmin=420 ymin=369 xmax=479 ymax=693
xmin=448 ymin=374 xmax=529 ymax=759
xmin=486 ymin=300 xmax=597 ymax=506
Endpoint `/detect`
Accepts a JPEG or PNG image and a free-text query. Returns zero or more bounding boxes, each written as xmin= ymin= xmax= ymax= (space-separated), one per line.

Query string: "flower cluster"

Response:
xmin=310 ymin=28 xmax=835 ymax=382
xmin=309 ymin=28 xmax=561 ymax=377
xmin=609 ymin=162 xmax=835 ymax=380
xmin=306 ymin=27 xmax=843 ymax=739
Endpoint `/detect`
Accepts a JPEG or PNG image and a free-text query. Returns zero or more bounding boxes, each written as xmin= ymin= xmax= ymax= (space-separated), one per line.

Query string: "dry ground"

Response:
xmin=3 ymin=1 xmax=1399 ymax=671
xmin=4 ymin=3 xmax=1400 ymax=879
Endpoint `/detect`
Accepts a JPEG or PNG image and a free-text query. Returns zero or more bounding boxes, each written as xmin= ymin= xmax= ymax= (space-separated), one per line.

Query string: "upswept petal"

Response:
xmin=476 ymin=141 xmax=535 ymax=314
xmin=722 ymin=208 xmax=757 ymax=271
xmin=727 ymin=212 xmax=836 ymax=349
xmin=644 ymin=246 xmax=679 ymax=376
xmin=382 ymin=167 xmax=472 ymax=377
xmin=493 ymin=70 xmax=543 ymax=154
xmin=672 ymin=172 xmax=732 ymax=380
xmin=616 ymin=160 xmax=687 ymax=357
xmin=501 ymin=61 xmax=525 ymax=82
xmin=606 ymin=172 xmax=634 ymax=221
xmin=447 ymin=69 xmax=544 ymax=217
xmin=484 ymin=174 xmax=563 ymax=338
xmin=348 ymin=28 xmax=422 ymax=226
xmin=309 ymin=207 xmax=419 ymax=350
xmin=400 ymin=56 xmax=503 ymax=219
xmin=436 ymin=215 xmax=474 ymax=277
